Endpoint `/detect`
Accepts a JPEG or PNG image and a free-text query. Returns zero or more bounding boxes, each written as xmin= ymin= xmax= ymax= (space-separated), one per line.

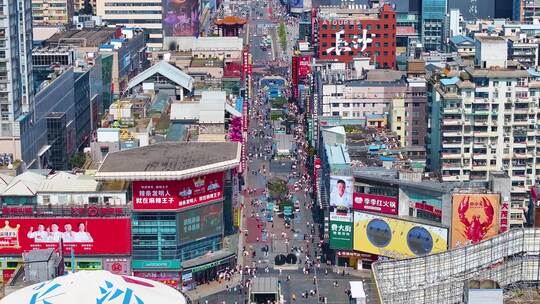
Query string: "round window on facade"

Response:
xmin=407 ymin=226 xmax=433 ymax=255
xmin=366 ymin=219 xmax=392 ymax=248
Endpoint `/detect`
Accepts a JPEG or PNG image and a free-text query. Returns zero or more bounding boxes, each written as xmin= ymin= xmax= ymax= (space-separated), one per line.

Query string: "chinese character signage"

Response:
xmin=329 ymin=211 xmax=353 ymax=250
xmin=500 ymin=197 xmax=509 ymax=233
xmin=0 ymin=218 xmax=131 ymax=255
xmin=178 ymin=202 xmax=223 ymax=244
xmin=451 ymin=194 xmax=500 ymax=248
xmin=325 ymin=29 xmax=373 ymax=56
xmin=132 ymin=172 xmax=224 ymax=211
xmin=353 ymin=193 xmax=398 ymax=215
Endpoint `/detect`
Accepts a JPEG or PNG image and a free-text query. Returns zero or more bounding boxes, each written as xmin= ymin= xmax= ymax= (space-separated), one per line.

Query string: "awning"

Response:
xmin=181 ymin=249 xmax=235 ymax=273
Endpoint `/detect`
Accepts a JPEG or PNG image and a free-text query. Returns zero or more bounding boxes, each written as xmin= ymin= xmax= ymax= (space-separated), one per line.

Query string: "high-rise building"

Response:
xmin=421 ymin=0 xmax=447 ymax=51
xmin=0 ymin=0 xmax=34 ymax=164
xmin=96 ymin=0 xmax=163 ymax=50
xmin=31 ymin=0 xmax=74 ymax=26
xmin=428 ymin=37 xmax=537 ymax=226
xmin=495 ymin=0 xmax=514 ymax=19
xmin=519 ymin=0 xmax=540 ymax=23
xmin=314 ymin=4 xmax=397 ymax=68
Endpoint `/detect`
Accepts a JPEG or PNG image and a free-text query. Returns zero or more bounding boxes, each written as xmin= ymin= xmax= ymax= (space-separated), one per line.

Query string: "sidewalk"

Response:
xmin=184 ymin=273 xmax=241 ymax=301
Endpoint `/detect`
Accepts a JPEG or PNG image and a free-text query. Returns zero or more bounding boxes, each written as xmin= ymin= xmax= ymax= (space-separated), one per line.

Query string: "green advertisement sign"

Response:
xmin=132 ymin=260 xmax=180 ymax=269
xmin=329 ymin=217 xmax=353 ymax=250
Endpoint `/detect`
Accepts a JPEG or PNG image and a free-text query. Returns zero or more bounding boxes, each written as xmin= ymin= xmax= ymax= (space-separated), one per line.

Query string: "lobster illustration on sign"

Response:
xmin=457 ymin=196 xmax=494 ymax=244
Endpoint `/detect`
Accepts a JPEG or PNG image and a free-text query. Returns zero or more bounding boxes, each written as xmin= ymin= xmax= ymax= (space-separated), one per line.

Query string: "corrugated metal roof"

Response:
xmin=127 ymin=61 xmax=193 ymax=92
xmin=37 ymin=172 xmax=98 ymax=193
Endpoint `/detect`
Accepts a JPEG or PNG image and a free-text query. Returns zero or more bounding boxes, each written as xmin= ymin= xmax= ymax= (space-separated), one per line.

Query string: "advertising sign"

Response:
xmin=329 ymin=211 xmax=353 ymax=250
xmin=500 ymin=196 xmax=509 ymax=233
xmin=353 ymin=211 xmax=448 ymax=259
xmin=329 ymin=176 xmax=353 ymax=210
xmin=163 ymin=0 xmax=199 ymax=37
xmin=353 ymin=193 xmax=398 ymax=215
xmin=298 ymin=56 xmax=311 ymax=78
xmin=178 ymin=202 xmax=223 ymax=244
xmin=103 ymin=257 xmax=131 ymax=275
xmin=451 ymin=194 xmax=500 ymax=248
xmin=132 ymin=172 xmax=224 ymax=211
xmin=0 ymin=218 xmax=131 ymax=255
xmin=133 ymin=271 xmax=180 ymax=289
xmin=289 ymin=0 xmax=303 ymax=8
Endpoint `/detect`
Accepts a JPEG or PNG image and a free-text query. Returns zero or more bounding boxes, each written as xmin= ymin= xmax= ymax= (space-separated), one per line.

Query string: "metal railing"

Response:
xmin=373 ymin=228 xmax=540 ymax=304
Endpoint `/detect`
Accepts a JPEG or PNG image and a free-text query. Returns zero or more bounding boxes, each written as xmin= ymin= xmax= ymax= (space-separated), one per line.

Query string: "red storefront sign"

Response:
xmin=353 ymin=193 xmax=398 ymax=215
xmin=132 ymin=172 xmax=224 ymax=211
xmin=298 ymin=56 xmax=311 ymax=77
xmin=104 ymin=257 xmax=131 ymax=275
xmin=0 ymin=218 xmax=131 ymax=255
xmin=133 ymin=271 xmax=180 ymax=289
xmin=411 ymin=202 xmax=442 ymax=218
xmin=500 ymin=200 xmax=509 ymax=233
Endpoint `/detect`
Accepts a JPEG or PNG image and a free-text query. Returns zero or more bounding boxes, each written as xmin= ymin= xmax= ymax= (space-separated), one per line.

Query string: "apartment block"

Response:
xmin=32 ymin=0 xmax=74 ymax=26
xmin=96 ymin=0 xmax=162 ymax=50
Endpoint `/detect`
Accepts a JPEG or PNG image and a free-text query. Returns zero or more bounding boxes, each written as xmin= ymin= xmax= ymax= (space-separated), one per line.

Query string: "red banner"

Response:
xmin=298 ymin=56 xmax=311 ymax=77
xmin=132 ymin=172 xmax=224 ymax=211
xmin=0 ymin=218 xmax=131 ymax=255
xmin=353 ymin=193 xmax=398 ymax=215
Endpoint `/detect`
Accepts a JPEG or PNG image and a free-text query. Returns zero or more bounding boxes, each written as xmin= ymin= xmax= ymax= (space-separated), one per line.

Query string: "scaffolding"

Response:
xmin=372 ymin=228 xmax=540 ymax=304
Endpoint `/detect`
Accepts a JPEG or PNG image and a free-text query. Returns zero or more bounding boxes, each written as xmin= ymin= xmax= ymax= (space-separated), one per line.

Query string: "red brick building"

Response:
xmin=314 ymin=4 xmax=396 ymax=69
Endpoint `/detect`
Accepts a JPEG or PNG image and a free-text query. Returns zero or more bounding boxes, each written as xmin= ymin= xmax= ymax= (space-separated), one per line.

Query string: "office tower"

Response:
xmin=32 ymin=0 xmax=75 ymax=26
xmin=422 ymin=0 xmax=447 ymax=51
xmin=0 ymin=0 xmax=34 ymax=163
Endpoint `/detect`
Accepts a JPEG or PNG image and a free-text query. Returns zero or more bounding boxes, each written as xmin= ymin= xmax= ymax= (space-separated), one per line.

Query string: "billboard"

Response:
xmin=0 ymin=218 xmax=131 ymax=255
xmin=329 ymin=176 xmax=353 ymax=210
xmin=163 ymin=0 xmax=199 ymax=37
xmin=451 ymin=194 xmax=500 ymax=248
xmin=289 ymin=0 xmax=303 ymax=9
xmin=329 ymin=211 xmax=353 ymax=250
xmin=353 ymin=193 xmax=398 ymax=215
xmin=132 ymin=172 xmax=224 ymax=211
xmin=353 ymin=211 xmax=448 ymax=259
xmin=178 ymin=202 xmax=223 ymax=244
xmin=297 ymin=56 xmax=311 ymax=77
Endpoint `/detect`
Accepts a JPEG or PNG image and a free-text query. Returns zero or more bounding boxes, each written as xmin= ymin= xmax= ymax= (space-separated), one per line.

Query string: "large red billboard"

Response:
xmin=0 ymin=218 xmax=131 ymax=255
xmin=353 ymin=193 xmax=398 ymax=215
xmin=132 ymin=172 xmax=224 ymax=211
xmin=297 ymin=56 xmax=311 ymax=78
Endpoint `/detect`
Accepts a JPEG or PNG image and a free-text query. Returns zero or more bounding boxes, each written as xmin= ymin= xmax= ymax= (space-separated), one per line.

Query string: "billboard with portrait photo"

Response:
xmin=163 ymin=0 xmax=199 ymax=37
xmin=451 ymin=193 xmax=500 ymax=248
xmin=329 ymin=176 xmax=353 ymax=210
xmin=0 ymin=218 xmax=131 ymax=255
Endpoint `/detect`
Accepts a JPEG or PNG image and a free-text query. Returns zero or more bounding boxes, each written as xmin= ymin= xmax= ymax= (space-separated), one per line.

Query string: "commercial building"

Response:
xmin=95 ymin=142 xmax=241 ymax=289
xmin=0 ymin=171 xmax=131 ymax=281
xmin=31 ymin=0 xmax=74 ymax=26
xmin=314 ymin=4 xmax=396 ymax=68
xmin=95 ymin=0 xmax=163 ymax=50
xmin=0 ymin=0 xmax=34 ymax=166
xmin=427 ymin=37 xmax=540 ymax=227
xmin=421 ymin=0 xmax=447 ymax=51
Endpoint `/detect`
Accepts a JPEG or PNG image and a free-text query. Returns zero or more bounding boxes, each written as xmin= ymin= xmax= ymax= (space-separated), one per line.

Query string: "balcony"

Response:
xmin=441 ymin=152 xmax=462 ymax=159
xmin=443 ymin=131 xmax=462 ymax=137
xmin=442 ymin=175 xmax=462 ymax=181
xmin=442 ymin=118 xmax=462 ymax=126
xmin=443 ymin=108 xmax=461 ymax=114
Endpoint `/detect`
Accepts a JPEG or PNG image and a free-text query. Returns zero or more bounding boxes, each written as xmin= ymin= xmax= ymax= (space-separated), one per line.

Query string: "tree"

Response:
xmin=267 ymin=177 xmax=289 ymax=201
xmin=69 ymin=153 xmax=86 ymax=169
xmin=278 ymin=22 xmax=287 ymax=50
xmin=79 ymin=0 xmax=93 ymax=15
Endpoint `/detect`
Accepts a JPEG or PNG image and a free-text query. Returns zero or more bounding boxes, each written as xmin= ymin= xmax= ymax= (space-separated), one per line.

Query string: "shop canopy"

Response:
xmin=0 ymin=270 xmax=187 ymax=304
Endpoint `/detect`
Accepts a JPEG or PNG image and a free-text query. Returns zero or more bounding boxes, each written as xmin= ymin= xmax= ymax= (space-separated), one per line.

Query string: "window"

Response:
xmin=332 ymin=112 xmax=339 ymax=116
xmin=343 ymin=103 xmax=350 ymax=107
xmin=376 ymin=24 xmax=381 ymax=30
xmin=493 ymin=81 xmax=499 ymax=86
xmin=384 ymin=24 xmax=388 ymax=29
xmin=331 ymin=103 xmax=339 ymax=107
xmin=322 ymin=25 xmax=328 ymax=30
xmin=506 ymin=81 xmax=512 ymax=86
xmin=506 ymin=92 xmax=512 ymax=98
xmin=42 ymin=196 xmax=50 ymax=205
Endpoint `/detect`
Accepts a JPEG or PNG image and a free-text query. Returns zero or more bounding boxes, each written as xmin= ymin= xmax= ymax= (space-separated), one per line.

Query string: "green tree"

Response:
xmin=267 ymin=177 xmax=289 ymax=201
xmin=69 ymin=153 xmax=86 ymax=169
xmin=278 ymin=22 xmax=287 ymax=50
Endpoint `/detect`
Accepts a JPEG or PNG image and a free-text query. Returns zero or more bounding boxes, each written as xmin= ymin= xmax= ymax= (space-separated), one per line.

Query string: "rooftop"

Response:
xmin=45 ymin=28 xmax=117 ymax=48
xmin=96 ymin=142 xmax=240 ymax=181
